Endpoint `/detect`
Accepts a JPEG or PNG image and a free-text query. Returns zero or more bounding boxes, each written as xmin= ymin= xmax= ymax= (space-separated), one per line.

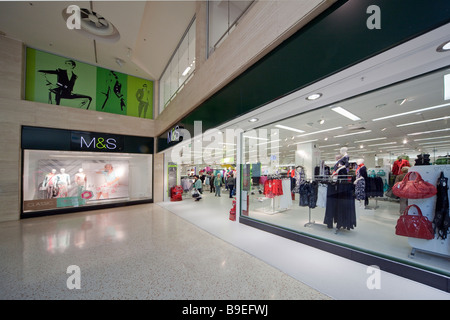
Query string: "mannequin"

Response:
xmin=354 ymin=159 xmax=367 ymax=208
xmin=56 ymin=168 xmax=71 ymax=197
xmin=75 ymin=168 xmax=87 ymax=198
xmin=332 ymin=147 xmax=349 ymax=176
xmin=293 ymin=166 xmax=304 ymax=193
xmin=394 ymin=166 xmax=410 ymax=214
xmin=42 ymin=169 xmax=57 ymax=199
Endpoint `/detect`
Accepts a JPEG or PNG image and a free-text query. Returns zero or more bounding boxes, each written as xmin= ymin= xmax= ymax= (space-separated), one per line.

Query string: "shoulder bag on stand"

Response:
xmin=392 ymin=171 xmax=437 ymax=199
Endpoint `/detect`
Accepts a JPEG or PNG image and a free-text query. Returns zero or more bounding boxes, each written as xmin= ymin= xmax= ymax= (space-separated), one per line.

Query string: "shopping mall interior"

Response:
xmin=0 ymin=0 xmax=450 ymax=301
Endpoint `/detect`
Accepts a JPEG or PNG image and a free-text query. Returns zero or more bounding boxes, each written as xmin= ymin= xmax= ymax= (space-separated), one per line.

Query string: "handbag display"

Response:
xmin=392 ymin=171 xmax=437 ymax=199
xmin=395 ymin=204 xmax=434 ymax=240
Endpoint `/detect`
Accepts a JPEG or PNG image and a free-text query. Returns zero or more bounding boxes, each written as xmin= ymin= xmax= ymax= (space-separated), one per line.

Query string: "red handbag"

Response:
xmin=392 ymin=171 xmax=437 ymax=199
xmin=395 ymin=204 xmax=434 ymax=240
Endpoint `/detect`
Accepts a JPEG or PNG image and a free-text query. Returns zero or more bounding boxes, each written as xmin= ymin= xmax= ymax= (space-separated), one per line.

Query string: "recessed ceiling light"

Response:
xmin=445 ymin=74 xmax=450 ymax=100
xmin=354 ymin=137 xmax=387 ymax=143
xmin=333 ymin=130 xmax=371 ymax=138
xmin=372 ymin=102 xmax=450 ymax=121
xmin=62 ymin=7 xmax=120 ymax=43
xmin=396 ymin=116 xmax=450 ymax=127
xmin=408 ymin=128 xmax=450 ymax=136
xmin=296 ymin=126 xmax=343 ymax=137
xmin=275 ymin=124 xmax=305 ymax=133
xmin=331 ymin=107 xmax=361 ymax=121
xmin=395 ymin=98 xmax=407 ymax=105
xmin=248 ymin=118 xmax=259 ymax=123
xmin=368 ymin=142 xmax=397 ymax=147
xmin=437 ymin=40 xmax=450 ymax=52
xmin=306 ymin=93 xmax=322 ymax=100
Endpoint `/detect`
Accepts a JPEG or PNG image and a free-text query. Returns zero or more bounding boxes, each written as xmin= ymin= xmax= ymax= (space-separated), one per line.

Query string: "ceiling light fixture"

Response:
xmin=354 ymin=137 xmax=387 ymax=143
xmin=318 ymin=144 xmax=340 ymax=148
xmin=396 ymin=116 xmax=450 ymax=127
xmin=248 ymin=118 xmax=259 ymax=123
xmin=243 ymin=135 xmax=267 ymax=140
xmin=437 ymin=40 xmax=450 ymax=52
xmin=418 ymin=140 xmax=450 ymax=145
xmin=445 ymin=74 xmax=450 ymax=100
xmin=408 ymin=128 xmax=450 ymax=136
xmin=275 ymin=124 xmax=305 ymax=133
xmin=182 ymin=66 xmax=191 ymax=76
xmin=306 ymin=93 xmax=322 ymax=100
xmin=333 ymin=130 xmax=371 ymax=138
xmin=372 ymin=102 xmax=450 ymax=121
xmin=414 ymin=135 xmax=450 ymax=141
xmin=115 ymin=58 xmax=124 ymax=67
xmin=62 ymin=7 xmax=120 ymax=43
xmin=331 ymin=107 xmax=361 ymax=121
xmin=296 ymin=126 xmax=343 ymax=137
xmin=293 ymin=139 xmax=318 ymax=145
xmin=395 ymin=98 xmax=408 ymax=105
xmin=368 ymin=142 xmax=397 ymax=147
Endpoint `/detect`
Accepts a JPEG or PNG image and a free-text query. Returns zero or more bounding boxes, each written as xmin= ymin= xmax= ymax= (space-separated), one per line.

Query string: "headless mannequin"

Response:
xmin=56 ymin=168 xmax=71 ymax=197
xmin=75 ymin=168 xmax=86 ymax=188
xmin=75 ymin=168 xmax=87 ymax=198
xmin=42 ymin=169 xmax=57 ymax=199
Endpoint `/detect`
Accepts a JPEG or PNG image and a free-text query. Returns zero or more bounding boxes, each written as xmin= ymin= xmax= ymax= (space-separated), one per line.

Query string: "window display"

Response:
xmin=22 ymin=149 xmax=152 ymax=215
xmin=239 ymin=67 xmax=450 ymax=277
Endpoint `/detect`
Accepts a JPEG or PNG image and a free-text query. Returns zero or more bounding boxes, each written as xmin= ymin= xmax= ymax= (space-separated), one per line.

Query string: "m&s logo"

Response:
xmin=167 ymin=125 xmax=183 ymax=144
xmin=80 ymin=136 xmax=117 ymax=150
xmin=71 ymin=132 xmax=122 ymax=152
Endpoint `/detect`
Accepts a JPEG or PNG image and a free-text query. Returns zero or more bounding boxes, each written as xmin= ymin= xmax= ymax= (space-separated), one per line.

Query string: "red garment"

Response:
xmin=356 ymin=163 xmax=364 ymax=175
xmin=392 ymin=159 xmax=410 ymax=175
xmin=263 ymin=179 xmax=283 ymax=198
xmin=287 ymin=170 xmax=295 ymax=178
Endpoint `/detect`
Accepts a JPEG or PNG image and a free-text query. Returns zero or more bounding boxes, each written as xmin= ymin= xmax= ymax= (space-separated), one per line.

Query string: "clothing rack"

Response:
xmin=308 ymin=175 xmax=355 ymax=234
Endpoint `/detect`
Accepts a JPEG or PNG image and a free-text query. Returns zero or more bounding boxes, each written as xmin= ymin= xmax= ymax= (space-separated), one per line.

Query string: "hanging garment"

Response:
xmin=324 ymin=181 xmax=356 ymax=230
xmin=299 ymin=181 xmax=318 ymax=208
xmin=263 ymin=179 xmax=283 ymax=198
xmin=355 ymin=178 xmax=365 ymax=201
xmin=279 ymin=179 xmax=293 ymax=209
xmin=355 ymin=164 xmax=366 ymax=201
xmin=299 ymin=183 xmax=309 ymax=207
xmin=316 ymin=183 xmax=327 ymax=208
xmin=433 ymin=172 xmax=449 ymax=240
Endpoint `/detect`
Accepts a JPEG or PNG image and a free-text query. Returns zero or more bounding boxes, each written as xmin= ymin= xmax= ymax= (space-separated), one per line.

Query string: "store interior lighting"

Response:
xmin=331 ymin=106 xmax=361 ymax=121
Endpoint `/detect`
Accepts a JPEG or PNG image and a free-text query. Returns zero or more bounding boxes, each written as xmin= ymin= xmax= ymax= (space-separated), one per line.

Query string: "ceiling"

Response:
xmin=257 ymin=67 xmax=450 ymax=165
xmin=0 ymin=1 xmax=197 ymax=80
xmin=168 ymin=22 xmax=450 ymax=167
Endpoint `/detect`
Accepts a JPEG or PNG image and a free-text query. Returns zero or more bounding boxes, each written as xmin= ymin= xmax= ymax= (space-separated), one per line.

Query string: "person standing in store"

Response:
xmin=209 ymin=173 xmax=215 ymax=193
xmin=227 ymin=173 xmax=236 ymax=198
xmin=194 ymin=175 xmax=203 ymax=195
xmin=214 ymin=173 xmax=222 ymax=197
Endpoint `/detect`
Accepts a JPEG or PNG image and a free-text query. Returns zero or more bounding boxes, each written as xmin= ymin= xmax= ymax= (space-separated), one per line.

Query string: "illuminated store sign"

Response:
xmin=71 ymin=132 xmax=123 ymax=152
xmin=167 ymin=125 xmax=184 ymax=144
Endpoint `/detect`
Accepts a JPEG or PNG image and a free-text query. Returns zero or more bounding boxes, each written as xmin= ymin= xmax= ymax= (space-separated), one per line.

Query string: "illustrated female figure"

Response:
xmin=38 ymin=60 xmax=92 ymax=109
xmin=96 ymin=164 xmax=120 ymax=199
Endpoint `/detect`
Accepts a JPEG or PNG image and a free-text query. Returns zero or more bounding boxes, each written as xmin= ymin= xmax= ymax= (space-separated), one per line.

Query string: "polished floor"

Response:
xmin=0 ymin=203 xmax=328 ymax=300
xmin=0 ymin=192 xmax=449 ymax=300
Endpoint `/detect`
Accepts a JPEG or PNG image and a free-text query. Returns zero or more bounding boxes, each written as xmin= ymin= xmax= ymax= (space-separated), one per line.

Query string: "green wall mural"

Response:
xmin=25 ymin=47 xmax=153 ymax=119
